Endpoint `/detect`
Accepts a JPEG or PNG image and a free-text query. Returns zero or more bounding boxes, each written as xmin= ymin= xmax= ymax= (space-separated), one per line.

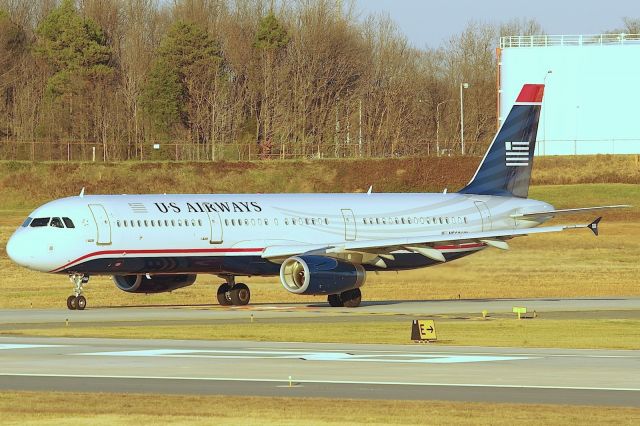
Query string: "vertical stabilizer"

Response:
xmin=458 ymin=84 xmax=544 ymax=198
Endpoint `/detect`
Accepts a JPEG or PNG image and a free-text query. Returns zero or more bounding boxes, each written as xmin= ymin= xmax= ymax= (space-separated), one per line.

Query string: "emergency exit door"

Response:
xmin=341 ymin=209 xmax=357 ymax=241
xmin=206 ymin=211 xmax=223 ymax=244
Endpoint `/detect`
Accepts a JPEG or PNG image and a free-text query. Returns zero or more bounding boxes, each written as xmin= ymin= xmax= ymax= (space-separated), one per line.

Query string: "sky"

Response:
xmin=355 ymin=0 xmax=636 ymax=48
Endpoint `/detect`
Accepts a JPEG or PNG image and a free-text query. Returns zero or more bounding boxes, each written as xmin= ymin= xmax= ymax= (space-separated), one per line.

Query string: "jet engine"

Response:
xmin=279 ymin=255 xmax=366 ymax=295
xmin=112 ymin=274 xmax=197 ymax=293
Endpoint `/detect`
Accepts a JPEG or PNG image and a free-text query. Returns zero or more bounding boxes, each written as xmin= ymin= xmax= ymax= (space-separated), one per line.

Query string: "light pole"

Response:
xmin=459 ymin=82 xmax=469 ymax=155
xmin=436 ymin=99 xmax=453 ymax=157
xmin=542 ymin=70 xmax=552 ymax=156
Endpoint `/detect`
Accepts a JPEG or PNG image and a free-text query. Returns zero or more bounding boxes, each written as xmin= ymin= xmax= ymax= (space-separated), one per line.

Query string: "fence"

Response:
xmin=0 ymin=139 xmax=467 ymax=162
xmin=500 ymin=33 xmax=640 ymax=49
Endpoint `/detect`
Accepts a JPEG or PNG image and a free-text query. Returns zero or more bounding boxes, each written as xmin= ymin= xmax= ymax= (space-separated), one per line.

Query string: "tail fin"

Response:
xmin=458 ymin=84 xmax=544 ymax=198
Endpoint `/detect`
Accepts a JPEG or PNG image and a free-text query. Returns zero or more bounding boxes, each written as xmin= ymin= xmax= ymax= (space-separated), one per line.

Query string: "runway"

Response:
xmin=1 ymin=336 xmax=639 ymax=406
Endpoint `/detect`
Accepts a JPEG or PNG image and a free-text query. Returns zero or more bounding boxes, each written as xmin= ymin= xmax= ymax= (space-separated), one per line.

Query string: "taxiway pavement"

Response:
xmin=1 ymin=297 xmax=639 ymax=326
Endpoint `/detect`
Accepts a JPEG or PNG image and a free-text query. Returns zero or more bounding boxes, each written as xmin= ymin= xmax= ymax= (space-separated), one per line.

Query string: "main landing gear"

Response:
xmin=216 ymin=275 xmax=250 ymax=306
xmin=328 ymin=288 xmax=362 ymax=308
xmin=67 ymin=274 xmax=89 ymax=310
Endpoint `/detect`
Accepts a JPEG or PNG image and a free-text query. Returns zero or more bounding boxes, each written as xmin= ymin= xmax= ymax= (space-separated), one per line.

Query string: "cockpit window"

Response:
xmin=62 ymin=217 xmax=75 ymax=228
xmin=30 ymin=217 xmax=50 ymax=227
xmin=21 ymin=217 xmax=33 ymax=227
xmin=50 ymin=217 xmax=64 ymax=228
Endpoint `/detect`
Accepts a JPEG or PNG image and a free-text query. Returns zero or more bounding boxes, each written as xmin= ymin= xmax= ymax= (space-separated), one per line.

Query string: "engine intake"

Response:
xmin=280 ymin=255 xmax=365 ymax=295
xmin=113 ymin=274 xmax=197 ymax=293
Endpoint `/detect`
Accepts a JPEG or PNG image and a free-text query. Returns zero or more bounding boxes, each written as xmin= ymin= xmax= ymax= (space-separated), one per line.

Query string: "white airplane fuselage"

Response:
xmin=7 ymin=193 xmax=551 ymax=275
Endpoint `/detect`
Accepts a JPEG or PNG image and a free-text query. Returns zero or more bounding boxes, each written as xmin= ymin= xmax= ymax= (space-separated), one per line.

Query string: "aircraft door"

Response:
xmin=88 ymin=204 xmax=112 ymax=245
xmin=341 ymin=209 xmax=357 ymax=241
xmin=474 ymin=201 xmax=492 ymax=232
xmin=206 ymin=211 xmax=223 ymax=244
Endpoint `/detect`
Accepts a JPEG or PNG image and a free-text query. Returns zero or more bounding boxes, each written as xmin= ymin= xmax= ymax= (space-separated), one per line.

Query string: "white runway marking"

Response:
xmin=0 ymin=344 xmax=63 ymax=350
xmin=75 ymin=348 xmax=535 ymax=364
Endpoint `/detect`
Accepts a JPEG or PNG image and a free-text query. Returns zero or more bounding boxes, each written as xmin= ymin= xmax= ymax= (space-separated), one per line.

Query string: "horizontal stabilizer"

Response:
xmin=511 ymin=205 xmax=631 ymax=219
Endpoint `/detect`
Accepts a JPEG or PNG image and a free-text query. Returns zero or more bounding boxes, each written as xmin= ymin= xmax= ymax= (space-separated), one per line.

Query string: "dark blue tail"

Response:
xmin=458 ymin=84 xmax=544 ymax=198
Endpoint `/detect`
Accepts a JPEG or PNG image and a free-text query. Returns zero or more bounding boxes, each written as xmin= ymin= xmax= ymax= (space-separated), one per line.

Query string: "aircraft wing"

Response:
xmin=261 ymin=217 xmax=602 ymax=262
xmin=510 ymin=205 xmax=630 ymax=219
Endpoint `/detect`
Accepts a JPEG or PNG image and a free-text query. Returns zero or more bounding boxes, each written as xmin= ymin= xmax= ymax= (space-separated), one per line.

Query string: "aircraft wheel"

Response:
xmin=76 ymin=295 xmax=87 ymax=311
xmin=66 ymin=295 xmax=77 ymax=310
xmin=327 ymin=294 xmax=343 ymax=307
xmin=230 ymin=283 xmax=250 ymax=306
xmin=217 ymin=283 xmax=233 ymax=306
xmin=341 ymin=288 xmax=362 ymax=308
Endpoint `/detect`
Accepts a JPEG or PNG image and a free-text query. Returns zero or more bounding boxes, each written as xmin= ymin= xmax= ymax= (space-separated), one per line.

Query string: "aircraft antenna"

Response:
xmin=367 ymin=185 xmax=373 ymax=195
xmin=79 ymin=187 xmax=85 ymax=198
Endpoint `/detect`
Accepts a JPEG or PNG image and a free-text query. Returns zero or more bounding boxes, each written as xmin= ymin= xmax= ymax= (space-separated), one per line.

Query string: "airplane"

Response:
xmin=6 ymin=84 xmax=629 ymax=311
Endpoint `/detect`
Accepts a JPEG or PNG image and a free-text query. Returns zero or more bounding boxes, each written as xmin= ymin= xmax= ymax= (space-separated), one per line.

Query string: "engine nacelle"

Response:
xmin=279 ymin=255 xmax=366 ymax=295
xmin=112 ymin=274 xmax=197 ymax=294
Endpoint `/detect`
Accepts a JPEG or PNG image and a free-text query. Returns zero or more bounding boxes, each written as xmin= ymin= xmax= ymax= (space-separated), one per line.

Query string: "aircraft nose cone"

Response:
xmin=6 ymin=233 xmax=30 ymax=268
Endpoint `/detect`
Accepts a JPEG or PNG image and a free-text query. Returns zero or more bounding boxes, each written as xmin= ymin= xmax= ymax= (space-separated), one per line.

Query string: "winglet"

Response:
xmin=589 ymin=217 xmax=602 ymax=236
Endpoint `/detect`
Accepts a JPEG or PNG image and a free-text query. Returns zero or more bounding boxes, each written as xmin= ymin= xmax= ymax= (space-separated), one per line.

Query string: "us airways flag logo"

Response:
xmin=505 ymin=141 xmax=530 ymax=167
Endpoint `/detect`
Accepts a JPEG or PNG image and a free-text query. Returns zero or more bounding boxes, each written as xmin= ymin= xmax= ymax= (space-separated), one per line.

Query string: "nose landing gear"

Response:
xmin=67 ymin=274 xmax=89 ymax=310
xmin=216 ymin=275 xmax=251 ymax=306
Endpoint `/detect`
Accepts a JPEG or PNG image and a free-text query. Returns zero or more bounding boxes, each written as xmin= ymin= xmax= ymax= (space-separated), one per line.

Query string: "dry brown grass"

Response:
xmin=5 ymin=319 xmax=640 ymax=350
xmin=0 ymin=391 xmax=638 ymax=425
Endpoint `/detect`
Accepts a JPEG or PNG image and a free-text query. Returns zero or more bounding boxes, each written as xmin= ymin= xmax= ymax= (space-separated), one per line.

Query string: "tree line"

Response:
xmin=0 ymin=1 xmax=634 ymax=161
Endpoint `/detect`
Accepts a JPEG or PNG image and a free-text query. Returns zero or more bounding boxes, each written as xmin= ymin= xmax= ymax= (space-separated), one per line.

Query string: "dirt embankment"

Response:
xmin=1 ymin=155 xmax=638 ymax=209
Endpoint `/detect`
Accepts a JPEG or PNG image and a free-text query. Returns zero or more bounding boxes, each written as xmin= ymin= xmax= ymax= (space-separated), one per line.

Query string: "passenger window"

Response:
xmin=116 ymin=220 xmax=121 ymax=227
xmin=251 ymin=219 xmax=256 ymax=226
xmin=137 ymin=220 xmax=142 ymax=227
xmin=171 ymin=220 xmax=176 ymax=227
xmin=144 ymin=220 xmax=149 ymax=227
xmin=291 ymin=218 xmax=296 ymax=225
xmin=30 ymin=217 xmax=50 ymax=227
xmin=225 ymin=219 xmax=229 ymax=226
xmin=420 ymin=217 xmax=425 ymax=225
xmin=50 ymin=217 xmax=64 ymax=228
xmin=274 ymin=219 xmax=279 ymax=226
xmin=193 ymin=219 xmax=198 ymax=227
xmin=244 ymin=219 xmax=249 ymax=226
xmin=21 ymin=217 xmax=33 ymax=227
xmin=284 ymin=218 xmax=289 ymax=226
xmin=325 ymin=218 xmax=329 ymax=225
xmin=198 ymin=219 xmax=203 ymax=226
xmin=265 ymin=219 xmax=269 ymax=225
xmin=123 ymin=221 xmax=128 ymax=228
xmin=185 ymin=220 xmax=189 ymax=227
xmin=178 ymin=219 xmax=183 ymax=227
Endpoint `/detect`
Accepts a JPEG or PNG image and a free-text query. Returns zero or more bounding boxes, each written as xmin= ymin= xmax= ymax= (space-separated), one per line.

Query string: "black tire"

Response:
xmin=327 ymin=294 xmax=344 ymax=307
xmin=76 ymin=295 xmax=87 ymax=310
xmin=230 ymin=283 xmax=251 ymax=306
xmin=341 ymin=288 xmax=362 ymax=308
xmin=217 ymin=283 xmax=232 ymax=306
xmin=66 ymin=295 xmax=77 ymax=310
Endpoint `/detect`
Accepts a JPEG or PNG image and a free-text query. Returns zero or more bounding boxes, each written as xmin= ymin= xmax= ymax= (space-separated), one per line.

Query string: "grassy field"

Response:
xmin=0 ymin=183 xmax=638 ymax=309
xmin=0 ymin=391 xmax=638 ymax=425
xmin=5 ymin=319 xmax=640 ymax=349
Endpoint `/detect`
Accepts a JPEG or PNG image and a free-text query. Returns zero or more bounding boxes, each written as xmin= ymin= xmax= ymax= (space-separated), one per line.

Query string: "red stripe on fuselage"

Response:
xmin=50 ymin=247 xmax=264 ymax=273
